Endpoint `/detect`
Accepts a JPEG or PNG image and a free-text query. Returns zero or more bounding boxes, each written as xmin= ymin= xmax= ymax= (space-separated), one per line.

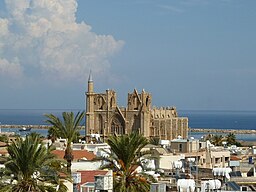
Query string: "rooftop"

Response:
xmin=78 ymin=170 xmax=108 ymax=184
xmin=52 ymin=149 xmax=96 ymax=161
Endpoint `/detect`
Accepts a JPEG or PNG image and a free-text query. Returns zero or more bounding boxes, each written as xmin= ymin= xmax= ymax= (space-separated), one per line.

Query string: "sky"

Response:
xmin=0 ymin=0 xmax=256 ymax=111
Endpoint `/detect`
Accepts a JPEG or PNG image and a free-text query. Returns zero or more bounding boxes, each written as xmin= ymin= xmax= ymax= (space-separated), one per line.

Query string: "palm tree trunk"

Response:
xmin=67 ymin=159 xmax=72 ymax=174
xmin=64 ymin=145 xmax=74 ymax=174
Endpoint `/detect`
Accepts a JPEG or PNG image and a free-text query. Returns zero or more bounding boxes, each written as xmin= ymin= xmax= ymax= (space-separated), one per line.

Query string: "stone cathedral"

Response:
xmin=85 ymin=74 xmax=188 ymax=140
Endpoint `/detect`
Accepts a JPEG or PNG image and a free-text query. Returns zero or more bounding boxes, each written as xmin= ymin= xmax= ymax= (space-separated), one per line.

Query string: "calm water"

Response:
xmin=180 ymin=110 xmax=256 ymax=141
xmin=180 ymin=110 xmax=256 ymax=130
xmin=0 ymin=109 xmax=256 ymax=141
xmin=0 ymin=109 xmax=82 ymax=125
xmin=0 ymin=128 xmax=85 ymax=138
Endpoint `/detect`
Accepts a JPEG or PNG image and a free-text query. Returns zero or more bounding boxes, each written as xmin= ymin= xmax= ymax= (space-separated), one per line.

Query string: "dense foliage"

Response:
xmin=205 ymin=133 xmax=242 ymax=146
xmin=149 ymin=137 xmax=160 ymax=146
xmin=101 ymin=132 xmax=155 ymax=192
xmin=0 ymin=133 xmax=67 ymax=192
xmin=45 ymin=111 xmax=85 ymax=173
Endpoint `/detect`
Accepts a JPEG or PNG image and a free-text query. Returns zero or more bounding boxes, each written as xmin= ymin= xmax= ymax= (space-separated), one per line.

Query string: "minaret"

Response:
xmin=85 ymin=71 xmax=95 ymax=136
xmin=88 ymin=71 xmax=94 ymax=93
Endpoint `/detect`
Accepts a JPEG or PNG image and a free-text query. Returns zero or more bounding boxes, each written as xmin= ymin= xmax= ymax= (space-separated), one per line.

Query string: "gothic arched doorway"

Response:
xmin=110 ymin=114 xmax=125 ymax=135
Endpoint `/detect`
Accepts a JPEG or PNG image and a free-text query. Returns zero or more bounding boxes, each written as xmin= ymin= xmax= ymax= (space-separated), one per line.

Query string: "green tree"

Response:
xmin=0 ymin=133 xmax=67 ymax=192
xmin=149 ymin=137 xmax=160 ymax=146
xmin=0 ymin=134 xmax=8 ymax=143
xmin=47 ymin=126 xmax=60 ymax=143
xmin=48 ymin=126 xmax=80 ymax=144
xmin=204 ymin=134 xmax=213 ymax=141
xmin=101 ymin=132 xmax=155 ymax=192
xmin=45 ymin=111 xmax=85 ymax=174
xmin=226 ymin=133 xmax=242 ymax=146
xmin=211 ymin=134 xmax=225 ymax=146
xmin=225 ymin=133 xmax=236 ymax=145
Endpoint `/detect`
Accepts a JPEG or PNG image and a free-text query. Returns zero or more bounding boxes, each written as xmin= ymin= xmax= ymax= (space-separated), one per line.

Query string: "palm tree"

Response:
xmin=204 ymin=134 xmax=214 ymax=141
xmin=226 ymin=133 xmax=242 ymax=147
xmin=0 ymin=134 xmax=8 ymax=143
xmin=0 ymin=133 xmax=67 ymax=192
xmin=211 ymin=134 xmax=225 ymax=146
xmin=45 ymin=111 xmax=85 ymax=174
xmin=225 ymin=133 xmax=236 ymax=145
xmin=47 ymin=126 xmax=60 ymax=143
xmin=149 ymin=137 xmax=160 ymax=146
xmin=101 ymin=132 xmax=155 ymax=192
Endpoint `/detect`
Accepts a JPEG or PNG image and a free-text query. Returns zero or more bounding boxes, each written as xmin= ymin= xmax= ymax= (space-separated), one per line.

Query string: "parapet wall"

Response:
xmin=151 ymin=106 xmax=178 ymax=118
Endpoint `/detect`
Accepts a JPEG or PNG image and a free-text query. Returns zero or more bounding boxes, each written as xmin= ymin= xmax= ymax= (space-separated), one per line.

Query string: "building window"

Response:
xmin=111 ymin=115 xmax=125 ymax=135
xmin=179 ymin=144 xmax=182 ymax=152
xmin=150 ymin=127 xmax=154 ymax=136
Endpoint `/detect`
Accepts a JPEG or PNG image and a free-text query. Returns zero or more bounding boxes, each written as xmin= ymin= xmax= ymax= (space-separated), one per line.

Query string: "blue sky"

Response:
xmin=0 ymin=0 xmax=256 ymax=111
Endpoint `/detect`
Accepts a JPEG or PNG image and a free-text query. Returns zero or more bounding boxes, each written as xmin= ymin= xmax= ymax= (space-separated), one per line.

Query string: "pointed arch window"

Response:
xmin=110 ymin=114 xmax=125 ymax=135
xmin=98 ymin=115 xmax=104 ymax=134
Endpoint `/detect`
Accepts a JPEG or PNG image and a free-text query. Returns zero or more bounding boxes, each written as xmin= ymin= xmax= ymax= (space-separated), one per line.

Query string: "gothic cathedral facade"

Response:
xmin=85 ymin=75 xmax=188 ymax=140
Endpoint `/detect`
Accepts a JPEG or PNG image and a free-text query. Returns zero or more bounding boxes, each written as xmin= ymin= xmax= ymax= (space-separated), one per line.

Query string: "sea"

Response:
xmin=0 ymin=109 xmax=256 ymax=141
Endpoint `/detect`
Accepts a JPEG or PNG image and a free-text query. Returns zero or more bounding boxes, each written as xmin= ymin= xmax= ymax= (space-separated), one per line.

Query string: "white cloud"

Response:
xmin=0 ymin=58 xmax=23 ymax=78
xmin=0 ymin=19 xmax=9 ymax=36
xmin=0 ymin=0 xmax=124 ymax=82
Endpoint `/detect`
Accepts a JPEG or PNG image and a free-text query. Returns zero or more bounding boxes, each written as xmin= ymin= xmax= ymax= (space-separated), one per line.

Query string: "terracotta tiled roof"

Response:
xmin=230 ymin=155 xmax=241 ymax=161
xmin=77 ymin=170 xmax=108 ymax=184
xmin=0 ymin=148 xmax=8 ymax=155
xmin=52 ymin=149 xmax=96 ymax=161
xmin=0 ymin=141 xmax=7 ymax=147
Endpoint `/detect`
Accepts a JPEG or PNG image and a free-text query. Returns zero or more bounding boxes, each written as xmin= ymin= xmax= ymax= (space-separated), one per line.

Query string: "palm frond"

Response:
xmin=103 ymin=132 xmax=153 ymax=191
xmin=44 ymin=111 xmax=85 ymax=173
xmin=1 ymin=133 xmax=68 ymax=192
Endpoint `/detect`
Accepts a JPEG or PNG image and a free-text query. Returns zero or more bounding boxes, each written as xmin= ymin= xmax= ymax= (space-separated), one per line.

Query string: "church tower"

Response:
xmin=140 ymin=89 xmax=152 ymax=137
xmin=85 ymin=72 xmax=95 ymax=135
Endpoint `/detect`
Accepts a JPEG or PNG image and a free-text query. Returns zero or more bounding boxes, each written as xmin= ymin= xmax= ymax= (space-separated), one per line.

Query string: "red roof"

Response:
xmin=0 ymin=149 xmax=8 ymax=155
xmin=0 ymin=141 xmax=7 ymax=147
xmin=52 ymin=150 xmax=96 ymax=161
xmin=230 ymin=155 xmax=241 ymax=161
xmin=77 ymin=170 xmax=108 ymax=184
